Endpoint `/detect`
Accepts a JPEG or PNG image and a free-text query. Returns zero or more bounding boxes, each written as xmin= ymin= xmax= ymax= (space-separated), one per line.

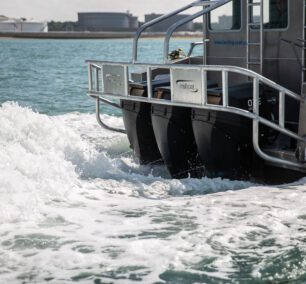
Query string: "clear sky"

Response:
xmin=0 ymin=0 xmax=198 ymax=22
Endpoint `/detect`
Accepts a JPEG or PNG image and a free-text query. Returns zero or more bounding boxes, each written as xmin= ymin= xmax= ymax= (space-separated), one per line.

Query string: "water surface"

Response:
xmin=0 ymin=38 xmax=306 ymax=284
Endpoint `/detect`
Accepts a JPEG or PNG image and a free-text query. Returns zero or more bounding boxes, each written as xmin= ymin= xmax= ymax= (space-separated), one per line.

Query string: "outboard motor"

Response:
xmin=192 ymin=83 xmax=279 ymax=179
xmin=121 ymin=75 xmax=170 ymax=164
xmin=151 ymin=82 xmax=218 ymax=178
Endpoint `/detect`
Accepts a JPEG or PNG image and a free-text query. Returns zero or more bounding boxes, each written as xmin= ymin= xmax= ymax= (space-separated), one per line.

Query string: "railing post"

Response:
xmin=88 ymin=64 xmax=93 ymax=92
xmin=124 ymin=65 xmax=129 ymax=96
xmin=279 ymin=91 xmax=285 ymax=128
xmin=95 ymin=67 xmax=99 ymax=92
xmin=147 ymin=67 xmax=152 ymax=99
xmin=253 ymin=78 xmax=260 ymax=115
xmin=252 ymin=77 xmax=260 ymax=159
xmin=170 ymin=68 xmax=174 ymax=103
xmin=222 ymin=70 xmax=228 ymax=107
xmin=202 ymin=68 xmax=207 ymax=105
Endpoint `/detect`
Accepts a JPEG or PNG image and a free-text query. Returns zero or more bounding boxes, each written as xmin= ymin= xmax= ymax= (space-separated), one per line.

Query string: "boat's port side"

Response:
xmin=121 ymin=76 xmax=170 ymax=164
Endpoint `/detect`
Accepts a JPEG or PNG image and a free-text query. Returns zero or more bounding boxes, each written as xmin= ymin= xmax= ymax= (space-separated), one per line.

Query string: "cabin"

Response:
xmin=206 ymin=0 xmax=302 ymax=93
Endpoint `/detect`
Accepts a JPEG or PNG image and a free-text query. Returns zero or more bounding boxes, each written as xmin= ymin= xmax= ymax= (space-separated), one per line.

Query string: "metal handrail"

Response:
xmin=132 ymin=0 xmax=229 ymax=63
xmin=87 ymin=60 xmax=306 ymax=169
xmin=163 ymin=0 xmax=232 ymax=62
xmin=88 ymin=63 xmax=126 ymax=133
xmin=87 ymin=60 xmax=303 ymax=101
xmin=132 ymin=1 xmax=197 ymax=63
xmin=95 ymin=98 xmax=126 ymax=134
xmin=187 ymin=41 xmax=208 ymax=57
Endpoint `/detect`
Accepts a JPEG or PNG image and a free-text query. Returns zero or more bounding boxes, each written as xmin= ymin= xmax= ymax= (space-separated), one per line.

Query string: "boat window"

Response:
xmin=251 ymin=0 xmax=288 ymax=29
xmin=209 ymin=0 xmax=241 ymax=31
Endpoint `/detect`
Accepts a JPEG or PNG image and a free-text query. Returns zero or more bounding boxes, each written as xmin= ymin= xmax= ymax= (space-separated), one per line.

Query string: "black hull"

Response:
xmin=151 ymin=104 xmax=204 ymax=178
xmin=121 ymin=100 xmax=162 ymax=164
xmin=121 ymin=101 xmax=304 ymax=183
xmin=191 ymin=108 xmax=305 ymax=183
xmin=120 ymin=78 xmax=303 ymax=183
xmin=192 ymin=109 xmax=253 ymax=179
xmin=251 ymin=161 xmax=305 ymax=184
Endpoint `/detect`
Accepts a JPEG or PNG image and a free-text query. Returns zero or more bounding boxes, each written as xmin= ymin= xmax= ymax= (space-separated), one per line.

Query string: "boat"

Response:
xmin=86 ymin=0 xmax=306 ymax=184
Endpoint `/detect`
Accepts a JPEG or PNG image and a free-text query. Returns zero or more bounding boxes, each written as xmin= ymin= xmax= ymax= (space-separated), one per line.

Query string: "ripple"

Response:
xmin=6 ymin=234 xmax=61 ymax=251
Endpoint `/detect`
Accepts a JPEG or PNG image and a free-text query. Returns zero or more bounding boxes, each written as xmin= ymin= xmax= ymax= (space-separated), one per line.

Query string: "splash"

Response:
xmin=1 ymin=102 xmax=306 ymax=283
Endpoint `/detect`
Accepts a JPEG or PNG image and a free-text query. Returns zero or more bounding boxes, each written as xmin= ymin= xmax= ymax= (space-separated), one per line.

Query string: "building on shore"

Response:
xmin=0 ymin=16 xmax=48 ymax=32
xmin=144 ymin=14 xmax=194 ymax=32
xmin=77 ymin=12 xmax=138 ymax=32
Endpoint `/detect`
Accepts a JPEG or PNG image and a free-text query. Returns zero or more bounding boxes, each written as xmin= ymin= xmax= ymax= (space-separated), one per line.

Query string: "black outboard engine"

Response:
xmin=121 ymin=76 xmax=170 ymax=164
xmin=192 ymin=83 xmax=278 ymax=179
xmin=151 ymin=88 xmax=202 ymax=178
xmin=151 ymin=82 xmax=218 ymax=178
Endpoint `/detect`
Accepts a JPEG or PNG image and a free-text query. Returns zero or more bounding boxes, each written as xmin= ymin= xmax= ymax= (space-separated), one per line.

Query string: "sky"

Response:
xmin=0 ymin=0 xmax=198 ymax=22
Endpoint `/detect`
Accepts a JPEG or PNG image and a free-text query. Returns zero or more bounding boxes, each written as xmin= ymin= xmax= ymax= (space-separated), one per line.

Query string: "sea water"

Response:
xmin=1 ymin=38 xmax=306 ymax=284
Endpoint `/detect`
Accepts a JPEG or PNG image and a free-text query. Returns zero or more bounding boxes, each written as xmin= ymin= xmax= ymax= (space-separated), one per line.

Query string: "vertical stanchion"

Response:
xmin=279 ymin=91 xmax=285 ymax=128
xmin=252 ymin=78 xmax=260 ymax=155
xmin=253 ymin=78 xmax=260 ymax=115
xmin=202 ymin=68 xmax=207 ymax=105
xmin=124 ymin=65 xmax=129 ymax=97
xmin=95 ymin=67 xmax=99 ymax=91
xmin=88 ymin=64 xmax=93 ymax=92
xmin=147 ymin=66 xmax=152 ymax=100
xmin=170 ymin=68 xmax=174 ymax=103
xmin=222 ymin=70 xmax=228 ymax=107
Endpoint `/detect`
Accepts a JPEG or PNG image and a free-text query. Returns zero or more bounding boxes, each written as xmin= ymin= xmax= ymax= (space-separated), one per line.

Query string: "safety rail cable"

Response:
xmin=87 ymin=61 xmax=306 ymax=168
xmin=132 ymin=0 xmax=232 ymax=63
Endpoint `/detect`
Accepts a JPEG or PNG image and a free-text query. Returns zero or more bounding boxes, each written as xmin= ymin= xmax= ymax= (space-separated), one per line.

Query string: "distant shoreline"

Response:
xmin=0 ymin=31 xmax=203 ymax=39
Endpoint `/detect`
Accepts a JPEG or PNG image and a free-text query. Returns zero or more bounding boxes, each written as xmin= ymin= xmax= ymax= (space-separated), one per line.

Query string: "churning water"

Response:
xmin=1 ymin=38 xmax=306 ymax=283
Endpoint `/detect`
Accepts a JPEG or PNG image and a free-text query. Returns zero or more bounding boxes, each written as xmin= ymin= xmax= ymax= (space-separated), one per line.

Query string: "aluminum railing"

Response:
xmin=163 ymin=0 xmax=232 ymax=63
xmin=87 ymin=60 xmax=306 ymax=170
xmin=132 ymin=0 xmax=232 ymax=63
xmin=187 ymin=41 xmax=207 ymax=57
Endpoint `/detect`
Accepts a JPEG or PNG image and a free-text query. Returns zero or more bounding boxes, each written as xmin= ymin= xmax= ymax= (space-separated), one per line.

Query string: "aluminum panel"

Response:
xmin=171 ymin=68 xmax=203 ymax=104
xmin=102 ymin=65 xmax=126 ymax=96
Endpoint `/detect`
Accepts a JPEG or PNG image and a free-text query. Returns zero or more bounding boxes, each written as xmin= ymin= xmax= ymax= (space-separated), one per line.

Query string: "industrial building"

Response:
xmin=144 ymin=14 xmax=194 ymax=32
xmin=0 ymin=16 xmax=48 ymax=32
xmin=77 ymin=12 xmax=138 ymax=31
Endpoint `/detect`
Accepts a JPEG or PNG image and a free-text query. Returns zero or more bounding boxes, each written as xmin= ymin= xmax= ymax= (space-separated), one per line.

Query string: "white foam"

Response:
xmin=1 ymin=102 xmax=306 ymax=283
